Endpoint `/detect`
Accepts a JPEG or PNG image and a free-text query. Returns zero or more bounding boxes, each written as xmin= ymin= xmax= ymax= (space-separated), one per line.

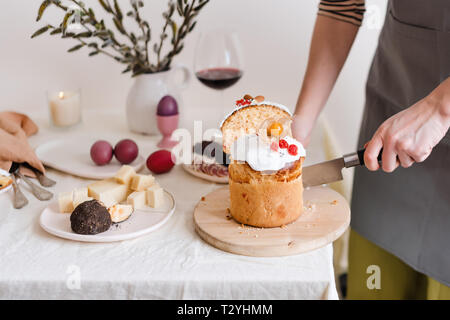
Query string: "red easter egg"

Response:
xmin=114 ymin=139 xmax=139 ymax=164
xmin=146 ymin=150 xmax=175 ymax=174
xmin=90 ymin=140 xmax=113 ymax=166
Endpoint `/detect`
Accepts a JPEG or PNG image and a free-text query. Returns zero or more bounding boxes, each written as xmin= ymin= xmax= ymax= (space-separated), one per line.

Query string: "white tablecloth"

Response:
xmin=0 ymin=109 xmax=338 ymax=300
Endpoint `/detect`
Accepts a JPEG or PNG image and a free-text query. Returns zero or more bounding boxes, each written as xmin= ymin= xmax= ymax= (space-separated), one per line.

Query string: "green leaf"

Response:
xmin=50 ymin=27 xmax=63 ymax=35
xmin=122 ymin=66 xmax=131 ymax=73
xmin=130 ymin=32 xmax=137 ymax=44
xmin=88 ymin=50 xmax=99 ymax=56
xmin=76 ymin=31 xmax=92 ymax=38
xmin=176 ymin=0 xmax=183 ymax=16
xmin=170 ymin=21 xmax=177 ymax=37
xmin=31 ymin=25 xmax=51 ymax=38
xmin=36 ymin=0 xmax=51 ymax=21
xmin=113 ymin=0 xmax=123 ymax=20
xmin=98 ymin=0 xmax=111 ymax=12
xmin=68 ymin=43 xmax=84 ymax=52
xmin=62 ymin=11 xmax=74 ymax=29
xmin=194 ymin=0 xmax=209 ymax=12
xmin=88 ymin=8 xmax=96 ymax=19
xmin=188 ymin=21 xmax=197 ymax=32
xmin=175 ymin=43 xmax=184 ymax=54
xmin=112 ymin=17 xmax=126 ymax=34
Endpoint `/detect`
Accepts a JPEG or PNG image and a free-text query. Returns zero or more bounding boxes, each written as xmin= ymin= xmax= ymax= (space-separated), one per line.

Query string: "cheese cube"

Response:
xmin=73 ymin=187 xmax=88 ymax=206
xmin=146 ymin=185 xmax=165 ymax=208
xmin=58 ymin=191 xmax=74 ymax=213
xmin=88 ymin=178 xmax=128 ymax=208
xmin=73 ymin=196 xmax=93 ymax=209
xmin=114 ymin=165 xmax=136 ymax=185
xmin=127 ymin=191 xmax=147 ymax=210
xmin=130 ymin=174 xmax=155 ymax=191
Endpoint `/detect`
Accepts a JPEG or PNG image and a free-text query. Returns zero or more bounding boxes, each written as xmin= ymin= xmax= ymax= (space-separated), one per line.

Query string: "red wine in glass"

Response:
xmin=195 ymin=67 xmax=243 ymax=90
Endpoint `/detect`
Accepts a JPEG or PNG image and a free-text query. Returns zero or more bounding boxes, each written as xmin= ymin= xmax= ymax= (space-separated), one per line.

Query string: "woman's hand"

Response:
xmin=365 ymin=78 xmax=450 ymax=172
xmin=291 ymin=114 xmax=316 ymax=147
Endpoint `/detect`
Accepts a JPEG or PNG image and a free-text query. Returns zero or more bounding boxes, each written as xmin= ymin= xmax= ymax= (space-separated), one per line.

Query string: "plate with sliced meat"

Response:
xmin=182 ymin=140 xmax=229 ymax=184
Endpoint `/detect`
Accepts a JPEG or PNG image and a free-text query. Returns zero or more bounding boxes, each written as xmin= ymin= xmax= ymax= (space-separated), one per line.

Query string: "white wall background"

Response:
xmin=0 ymin=0 xmax=387 ymax=154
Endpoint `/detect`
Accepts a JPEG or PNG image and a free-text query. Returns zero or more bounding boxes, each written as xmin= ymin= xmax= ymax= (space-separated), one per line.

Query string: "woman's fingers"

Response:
xmin=397 ymin=150 xmax=415 ymax=168
xmin=364 ymin=135 xmax=383 ymax=171
xmin=381 ymin=144 xmax=399 ymax=172
xmin=365 ymin=132 xmax=401 ymax=172
xmin=291 ymin=114 xmax=312 ymax=147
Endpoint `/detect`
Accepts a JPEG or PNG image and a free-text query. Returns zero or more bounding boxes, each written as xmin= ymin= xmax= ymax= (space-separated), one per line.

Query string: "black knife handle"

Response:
xmin=356 ymin=148 xmax=383 ymax=167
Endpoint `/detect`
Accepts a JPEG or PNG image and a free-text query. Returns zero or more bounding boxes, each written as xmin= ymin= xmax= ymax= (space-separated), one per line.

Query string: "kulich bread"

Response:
xmin=221 ymin=103 xmax=291 ymax=154
xmin=228 ymin=159 xmax=304 ymax=228
xmin=221 ymin=96 xmax=306 ymax=228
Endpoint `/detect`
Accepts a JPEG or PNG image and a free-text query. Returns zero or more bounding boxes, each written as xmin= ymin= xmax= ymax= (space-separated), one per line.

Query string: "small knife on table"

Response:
xmin=302 ymin=149 xmax=382 ymax=187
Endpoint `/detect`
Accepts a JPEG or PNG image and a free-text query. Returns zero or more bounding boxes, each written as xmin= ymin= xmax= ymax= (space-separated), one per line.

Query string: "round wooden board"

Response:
xmin=194 ymin=186 xmax=350 ymax=257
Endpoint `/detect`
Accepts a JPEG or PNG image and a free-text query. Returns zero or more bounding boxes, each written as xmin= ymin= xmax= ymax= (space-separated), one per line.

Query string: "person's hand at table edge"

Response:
xmin=365 ymin=77 xmax=450 ymax=172
xmin=0 ymin=111 xmax=45 ymax=175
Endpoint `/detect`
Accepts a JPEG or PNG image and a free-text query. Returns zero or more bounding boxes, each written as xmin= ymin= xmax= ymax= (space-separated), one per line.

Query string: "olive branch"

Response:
xmin=32 ymin=0 xmax=209 ymax=76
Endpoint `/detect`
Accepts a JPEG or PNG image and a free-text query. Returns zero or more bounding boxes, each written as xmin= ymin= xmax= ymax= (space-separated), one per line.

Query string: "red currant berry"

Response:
xmin=279 ymin=139 xmax=288 ymax=149
xmin=288 ymin=144 xmax=298 ymax=156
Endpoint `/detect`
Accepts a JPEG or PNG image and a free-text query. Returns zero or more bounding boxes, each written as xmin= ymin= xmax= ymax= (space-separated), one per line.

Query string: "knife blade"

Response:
xmin=302 ymin=148 xmax=382 ymax=187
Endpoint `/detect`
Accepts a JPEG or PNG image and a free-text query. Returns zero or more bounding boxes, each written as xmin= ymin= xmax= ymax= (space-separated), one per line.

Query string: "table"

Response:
xmin=0 ymin=108 xmax=339 ymax=300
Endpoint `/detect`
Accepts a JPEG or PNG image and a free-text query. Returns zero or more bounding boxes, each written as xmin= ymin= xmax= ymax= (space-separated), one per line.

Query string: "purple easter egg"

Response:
xmin=157 ymin=95 xmax=179 ymax=116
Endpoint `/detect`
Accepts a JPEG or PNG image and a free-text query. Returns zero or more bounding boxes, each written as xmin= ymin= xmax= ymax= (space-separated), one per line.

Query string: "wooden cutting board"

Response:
xmin=194 ymin=186 xmax=350 ymax=257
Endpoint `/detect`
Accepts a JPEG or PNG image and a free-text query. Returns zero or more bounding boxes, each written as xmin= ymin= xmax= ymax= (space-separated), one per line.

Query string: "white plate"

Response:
xmin=0 ymin=168 xmax=12 ymax=195
xmin=39 ymin=190 xmax=175 ymax=242
xmin=182 ymin=164 xmax=228 ymax=184
xmin=35 ymin=138 xmax=145 ymax=180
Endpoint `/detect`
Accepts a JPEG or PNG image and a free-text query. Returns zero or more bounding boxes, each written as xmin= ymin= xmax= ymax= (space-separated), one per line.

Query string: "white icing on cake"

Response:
xmin=230 ymin=134 xmax=306 ymax=172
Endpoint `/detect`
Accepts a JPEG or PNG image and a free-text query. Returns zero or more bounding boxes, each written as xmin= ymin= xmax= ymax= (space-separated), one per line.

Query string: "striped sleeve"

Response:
xmin=318 ymin=0 xmax=366 ymax=26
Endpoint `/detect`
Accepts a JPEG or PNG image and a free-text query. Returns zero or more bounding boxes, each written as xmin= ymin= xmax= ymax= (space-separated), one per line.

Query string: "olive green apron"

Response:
xmin=351 ymin=0 xmax=450 ymax=287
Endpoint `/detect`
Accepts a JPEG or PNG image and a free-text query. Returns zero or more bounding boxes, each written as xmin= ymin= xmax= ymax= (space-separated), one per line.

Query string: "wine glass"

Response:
xmin=194 ymin=29 xmax=244 ymax=118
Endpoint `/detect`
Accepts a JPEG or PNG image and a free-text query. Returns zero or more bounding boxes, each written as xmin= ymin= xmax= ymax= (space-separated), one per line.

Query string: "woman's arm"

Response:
xmin=364 ymin=77 xmax=450 ymax=172
xmin=293 ymin=14 xmax=360 ymax=146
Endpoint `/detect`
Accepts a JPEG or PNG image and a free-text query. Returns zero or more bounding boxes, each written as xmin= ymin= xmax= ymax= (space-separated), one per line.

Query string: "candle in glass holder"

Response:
xmin=48 ymin=90 xmax=81 ymax=127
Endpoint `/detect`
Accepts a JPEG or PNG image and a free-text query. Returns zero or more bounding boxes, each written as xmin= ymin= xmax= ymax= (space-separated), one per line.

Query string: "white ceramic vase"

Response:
xmin=126 ymin=65 xmax=190 ymax=135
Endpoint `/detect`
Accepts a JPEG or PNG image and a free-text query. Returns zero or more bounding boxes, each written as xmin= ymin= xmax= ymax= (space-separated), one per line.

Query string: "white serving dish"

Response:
xmin=35 ymin=137 xmax=145 ymax=180
xmin=40 ymin=190 xmax=175 ymax=242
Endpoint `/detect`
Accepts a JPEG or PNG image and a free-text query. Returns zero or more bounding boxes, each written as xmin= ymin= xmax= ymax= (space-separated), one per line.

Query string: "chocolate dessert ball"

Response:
xmin=70 ymin=200 xmax=112 ymax=235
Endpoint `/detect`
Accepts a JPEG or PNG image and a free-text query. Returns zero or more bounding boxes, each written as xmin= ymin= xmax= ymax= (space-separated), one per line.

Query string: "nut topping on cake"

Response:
xmin=254 ymin=95 xmax=265 ymax=103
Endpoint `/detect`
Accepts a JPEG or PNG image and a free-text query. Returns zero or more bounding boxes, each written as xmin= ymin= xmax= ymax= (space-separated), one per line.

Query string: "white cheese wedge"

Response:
xmin=88 ymin=178 xmax=128 ymax=208
xmin=114 ymin=165 xmax=136 ymax=185
xmin=127 ymin=191 xmax=147 ymax=210
xmin=73 ymin=196 xmax=93 ymax=209
xmin=146 ymin=185 xmax=165 ymax=209
xmin=58 ymin=191 xmax=74 ymax=213
xmin=72 ymin=187 xmax=88 ymax=207
xmin=108 ymin=204 xmax=134 ymax=223
xmin=130 ymin=174 xmax=155 ymax=191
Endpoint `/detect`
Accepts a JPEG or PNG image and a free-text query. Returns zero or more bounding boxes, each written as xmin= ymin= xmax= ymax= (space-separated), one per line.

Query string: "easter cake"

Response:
xmin=221 ymin=95 xmax=306 ymax=228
